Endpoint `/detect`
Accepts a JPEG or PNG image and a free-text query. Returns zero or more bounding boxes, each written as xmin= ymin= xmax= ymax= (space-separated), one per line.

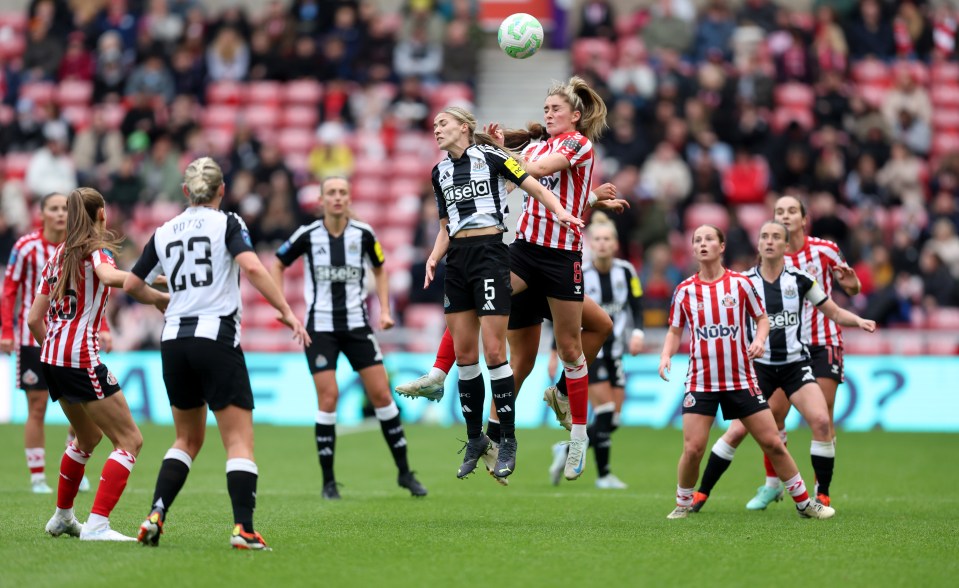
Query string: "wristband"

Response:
xmin=632 ymin=329 xmax=644 ymax=339
xmin=588 ymin=192 xmax=598 ymax=207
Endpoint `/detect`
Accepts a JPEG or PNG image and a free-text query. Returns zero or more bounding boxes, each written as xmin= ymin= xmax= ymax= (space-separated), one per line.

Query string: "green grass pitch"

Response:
xmin=2 ymin=423 xmax=957 ymax=587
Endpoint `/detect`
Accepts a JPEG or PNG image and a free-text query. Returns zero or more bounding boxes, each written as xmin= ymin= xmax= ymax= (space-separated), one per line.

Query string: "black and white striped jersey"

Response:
xmin=744 ymin=265 xmax=828 ymax=365
xmin=431 ymin=144 xmax=529 ymax=237
xmin=131 ymin=207 xmax=254 ymax=346
xmin=276 ymin=217 xmax=384 ymax=332
xmin=582 ymin=259 xmax=644 ymax=359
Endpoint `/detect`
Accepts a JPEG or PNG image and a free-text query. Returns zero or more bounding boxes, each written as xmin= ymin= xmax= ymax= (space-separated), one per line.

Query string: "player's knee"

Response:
xmin=482 ymin=344 xmax=507 ymax=367
xmin=26 ymin=399 xmax=47 ymax=420
xmin=683 ymin=441 xmax=707 ymax=463
xmin=119 ymin=429 xmax=143 ymax=457
xmin=809 ymin=414 xmax=831 ymax=440
xmin=758 ymin=435 xmax=786 ymax=457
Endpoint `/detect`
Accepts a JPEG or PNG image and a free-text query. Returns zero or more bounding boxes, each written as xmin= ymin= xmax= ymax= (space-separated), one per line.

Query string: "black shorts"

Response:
xmin=444 ymin=234 xmax=511 ymax=316
xmin=809 ymin=345 xmax=844 ymax=383
xmin=306 ymin=326 xmax=383 ymax=373
xmin=754 ymin=360 xmax=818 ymax=398
xmin=508 ymin=285 xmax=552 ymax=330
xmin=42 ymin=362 xmax=121 ymax=404
xmin=161 ymin=338 xmax=254 ymax=411
xmin=18 ymin=345 xmax=48 ymax=391
xmin=509 ymin=239 xmax=584 ymax=301
xmin=588 ymin=355 xmax=625 ymax=388
xmin=681 ymin=388 xmax=769 ymax=420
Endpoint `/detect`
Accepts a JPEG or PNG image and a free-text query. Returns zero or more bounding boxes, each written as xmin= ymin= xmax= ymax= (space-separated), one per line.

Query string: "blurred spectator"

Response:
xmin=775 ymin=28 xmax=812 ymax=84
xmin=170 ymin=46 xmax=206 ymax=100
xmin=735 ymin=56 xmax=774 ymax=108
xmin=687 ymin=130 xmax=732 ymax=171
xmin=25 ymin=120 xmax=77 ymax=198
xmin=166 ymin=95 xmax=199 ymax=152
xmin=248 ymin=29 xmax=283 ymax=81
xmin=877 ymin=142 xmax=924 ymax=208
xmin=206 ymin=26 xmax=249 ymax=82
xmin=695 ymin=62 xmax=736 ymax=142
xmin=394 ymin=23 xmax=442 ymax=82
xmin=211 ymin=4 xmax=252 ymax=42
xmin=811 ymin=6 xmax=847 ymax=75
xmin=932 ymin=5 xmax=957 ymax=58
xmin=846 ymin=0 xmax=895 ymax=60
xmin=318 ymin=36 xmax=356 ymax=82
xmin=602 ymin=101 xmax=647 ymax=173
xmin=125 ymin=54 xmax=176 ymax=103
xmin=73 ymin=108 xmax=125 ymax=184
xmin=924 ymin=218 xmax=959 ymax=279
xmin=639 ymin=142 xmax=692 ymax=208
xmin=814 ymin=71 xmax=849 ymax=129
xmin=0 ymin=209 xmax=17 ymax=263
xmin=809 ymin=192 xmax=850 ymax=252
xmin=1 ymin=174 xmax=30 ymax=232
xmin=258 ymin=173 xmax=299 ymax=247
xmin=0 ymin=98 xmax=44 ymax=154
xmin=93 ymin=0 xmax=139 ymax=53
xmin=254 ymin=144 xmax=295 ymax=199
xmin=890 ymin=108 xmax=931 ymax=156
xmin=328 ymin=4 xmax=363 ymax=62
xmin=845 ymin=154 xmax=886 ymax=206
xmin=440 ymin=19 xmax=479 ymax=85
xmin=93 ymin=31 xmax=134 ymax=102
xmin=358 ymin=13 xmax=397 ymax=83
xmin=737 ymin=0 xmax=777 ymax=33
xmin=722 ymin=145 xmax=769 ymax=204
xmin=893 ymin=1 xmax=932 ymax=59
xmin=227 ymin=120 xmax=262 ymax=178
xmin=689 ymin=156 xmax=724 ymax=204
xmin=643 ymin=1 xmax=693 ymax=56
xmin=692 ymin=0 xmax=736 ymax=62
xmin=289 ymin=0 xmax=323 ymax=37
xmin=121 ymin=93 xmax=158 ymax=137
xmin=139 ymin=134 xmax=182 ymax=202
xmin=28 ymin=0 xmax=72 ymax=39
xmin=639 ymin=242 xmax=683 ymax=324
xmin=608 ymin=42 xmax=656 ymax=105
xmin=891 ymin=227 xmax=921 ymax=275
xmin=390 ymin=76 xmax=431 ymax=131
xmin=107 ymin=156 xmax=145 ymax=213
xmin=286 ymin=35 xmax=321 ymax=80
xmin=57 ymin=32 xmax=95 ymax=81
xmin=881 ymin=67 xmax=932 ymax=128
xmin=22 ymin=18 xmax=63 ymax=80
xmin=308 ymin=122 xmax=354 ymax=181
xmin=578 ymin=0 xmax=616 ymax=40
xmin=731 ymin=17 xmax=765 ymax=68
xmin=919 ymin=249 xmax=958 ymax=308
xmin=143 ymin=0 xmax=185 ymax=51
xmin=734 ymin=103 xmax=770 ymax=150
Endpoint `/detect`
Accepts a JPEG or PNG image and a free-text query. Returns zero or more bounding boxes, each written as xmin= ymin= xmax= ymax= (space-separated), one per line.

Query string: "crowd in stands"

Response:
xmin=0 ymin=0 xmax=957 ymax=355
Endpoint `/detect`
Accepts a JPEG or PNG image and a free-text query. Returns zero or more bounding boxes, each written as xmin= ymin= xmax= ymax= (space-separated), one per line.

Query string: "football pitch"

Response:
xmin=2 ymin=423 xmax=956 ymax=587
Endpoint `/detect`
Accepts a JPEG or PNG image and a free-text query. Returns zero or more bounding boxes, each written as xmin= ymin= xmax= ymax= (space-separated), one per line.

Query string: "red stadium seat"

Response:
xmin=932 ymin=109 xmax=959 ymax=131
xmin=0 ymin=12 xmax=28 ymax=32
xmin=389 ymin=154 xmax=431 ymax=179
xmin=4 ymin=152 xmax=32 ymax=179
xmin=388 ymin=178 xmax=423 ymax=200
xmin=894 ymin=334 xmax=926 ymax=355
xmin=61 ymin=105 xmax=92 ymax=131
xmin=284 ymin=152 xmax=309 ymax=174
xmin=931 ymin=85 xmax=959 ymax=108
xmin=926 ymin=307 xmax=959 ymax=329
xmin=857 ymin=83 xmax=889 ymax=108
xmin=18 ymin=82 xmax=56 ymax=104
xmin=772 ymin=107 xmax=814 ymax=132
xmin=571 ymin=38 xmax=615 ymax=73
xmin=927 ymin=335 xmax=958 ymax=355
xmin=283 ymin=80 xmax=323 ymax=105
xmin=247 ymin=81 xmax=283 ymax=105
xmin=97 ymin=104 xmax=126 ymax=130
xmin=931 ymin=62 xmax=959 ymax=85
xmin=684 ymin=203 xmax=730 ymax=233
xmin=0 ymin=35 xmax=25 ymax=59
xmin=0 ymin=104 xmax=14 ymax=125
xmin=351 ymin=177 xmax=387 ymax=201
xmin=736 ymin=204 xmax=769 ymax=238
xmin=893 ymin=60 xmax=929 ymax=86
xmin=844 ymin=334 xmax=891 ymax=354
xmin=851 ymin=59 xmax=890 ymax=84
xmin=429 ymin=83 xmax=473 ymax=110
xmin=349 ymin=200 xmax=383 ymax=226
xmin=55 ymin=80 xmax=93 ymax=107
xmin=281 ymin=106 xmax=318 ymax=130
xmin=242 ymin=105 xmax=281 ymax=132
xmin=201 ymin=105 xmax=240 ymax=130
xmin=206 ymin=81 xmax=246 ymax=105
xmin=203 ymin=128 xmax=235 ymax=155
xmin=932 ymin=133 xmax=959 ymax=157
xmin=352 ymin=156 xmax=388 ymax=179
xmin=276 ymin=127 xmax=315 ymax=155
xmin=775 ymin=82 xmax=814 ymax=109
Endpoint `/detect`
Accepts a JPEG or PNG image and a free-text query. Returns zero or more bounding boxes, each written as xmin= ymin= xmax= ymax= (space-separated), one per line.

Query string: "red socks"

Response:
xmin=90 ymin=449 xmax=136 ymax=518
xmin=57 ymin=443 xmax=91 ymax=510
xmin=435 ymin=328 xmax=456 ymax=373
xmin=562 ymin=355 xmax=589 ymax=425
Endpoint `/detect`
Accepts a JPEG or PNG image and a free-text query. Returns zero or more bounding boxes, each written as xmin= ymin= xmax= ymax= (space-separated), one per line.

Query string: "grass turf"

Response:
xmin=1 ymin=423 xmax=956 ymax=587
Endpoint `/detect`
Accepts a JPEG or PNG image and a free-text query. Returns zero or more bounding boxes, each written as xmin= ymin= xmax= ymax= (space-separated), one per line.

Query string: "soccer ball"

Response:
xmin=497 ymin=13 xmax=544 ymax=59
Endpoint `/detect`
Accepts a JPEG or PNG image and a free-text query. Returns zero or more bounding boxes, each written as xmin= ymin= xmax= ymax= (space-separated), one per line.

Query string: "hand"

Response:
xmin=483 ymin=123 xmax=505 ymax=146
xmin=0 ymin=338 xmax=13 ymax=354
xmin=859 ymin=318 xmax=877 ymax=333
xmin=628 ymin=332 xmax=645 ymax=355
xmin=747 ymin=338 xmax=765 ymax=359
xmin=424 ymin=257 xmax=438 ymax=289
xmin=98 ymin=331 xmax=113 ymax=353
xmin=380 ymin=310 xmax=395 ymax=330
xmin=555 ymin=209 xmax=585 ymax=229
xmin=592 ymin=182 xmax=617 ymax=201
xmin=153 ymin=275 xmax=169 ymax=291
xmin=592 ymin=198 xmax=630 ymax=214
xmin=278 ymin=309 xmax=312 ymax=346
xmin=547 ymin=352 xmax=558 ymax=381
xmin=835 ymin=265 xmax=858 ymax=289
xmin=658 ymin=355 xmax=671 ymax=381
xmin=154 ymin=293 xmax=170 ymax=313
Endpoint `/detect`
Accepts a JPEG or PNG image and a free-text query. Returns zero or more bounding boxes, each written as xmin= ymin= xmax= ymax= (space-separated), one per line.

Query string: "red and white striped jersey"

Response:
xmin=668 ymin=269 xmax=766 ymax=392
xmin=515 ymin=131 xmax=594 ymax=252
xmin=37 ymin=245 xmax=115 ymax=368
xmin=2 ymin=232 xmax=58 ymax=348
xmin=784 ymin=236 xmax=847 ymax=347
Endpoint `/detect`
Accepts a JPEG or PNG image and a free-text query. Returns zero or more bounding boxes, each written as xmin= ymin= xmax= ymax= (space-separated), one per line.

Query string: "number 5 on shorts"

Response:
xmin=484 ymin=279 xmax=495 ymax=300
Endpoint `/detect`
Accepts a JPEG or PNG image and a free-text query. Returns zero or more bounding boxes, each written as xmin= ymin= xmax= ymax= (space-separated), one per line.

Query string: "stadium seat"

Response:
xmin=55 ymin=80 xmax=93 ymax=106
xmin=388 ymin=178 xmax=423 ymax=200
xmin=931 ymin=62 xmax=959 ymax=85
xmin=857 ymin=83 xmax=889 ymax=108
xmin=18 ymin=82 xmax=56 ymax=104
xmin=352 ymin=156 xmax=388 ymax=179
xmin=736 ymin=204 xmax=769 ymax=237
xmin=932 ymin=133 xmax=959 ymax=157
xmin=684 ymin=203 xmax=730 ymax=233
xmin=0 ymin=104 xmax=14 ymax=125
xmin=844 ymin=335 xmax=891 ymax=354
xmin=206 ymin=81 xmax=247 ymax=105
xmin=926 ymin=307 xmax=959 ymax=329
xmin=931 ymin=85 xmax=959 ymax=108
xmin=247 ymin=81 xmax=283 ymax=105
xmin=352 ymin=177 xmax=387 ymax=201
xmin=0 ymin=34 xmax=24 ymax=59
xmin=933 ymin=109 xmax=959 ymax=131
xmin=4 ymin=152 xmax=32 ymax=179
xmin=772 ymin=107 xmax=814 ymax=132
xmin=243 ymin=105 xmax=281 ymax=132
xmin=201 ymin=105 xmax=240 ymax=130
xmin=893 ymin=60 xmax=929 ymax=86
xmin=281 ymin=106 xmax=318 ymax=130
xmin=571 ymin=38 xmax=615 ymax=73
xmin=204 ymin=128 xmax=235 ymax=155
xmin=894 ymin=334 xmax=926 ymax=355
xmin=97 ymin=104 xmax=126 ymax=130
xmin=429 ymin=83 xmax=473 ymax=110
xmin=61 ymin=105 xmax=92 ymax=131
xmin=283 ymin=80 xmax=323 ymax=105
xmin=389 ymin=154 xmax=431 ymax=179
xmin=277 ymin=127 xmax=315 ymax=155
xmin=0 ymin=12 xmax=27 ymax=32
xmin=852 ymin=59 xmax=890 ymax=84
xmin=349 ymin=200 xmax=384 ymax=226
xmin=927 ymin=336 xmax=958 ymax=355
xmin=775 ymin=82 xmax=815 ymax=108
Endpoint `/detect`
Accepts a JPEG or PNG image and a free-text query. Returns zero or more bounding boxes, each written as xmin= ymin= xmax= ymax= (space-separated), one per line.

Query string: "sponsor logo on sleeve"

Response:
xmin=504 ymin=157 xmax=525 ymax=179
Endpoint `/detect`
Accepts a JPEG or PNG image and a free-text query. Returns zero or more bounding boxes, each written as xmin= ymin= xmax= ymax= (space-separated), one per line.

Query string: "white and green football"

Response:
xmin=497 ymin=13 xmax=544 ymax=59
